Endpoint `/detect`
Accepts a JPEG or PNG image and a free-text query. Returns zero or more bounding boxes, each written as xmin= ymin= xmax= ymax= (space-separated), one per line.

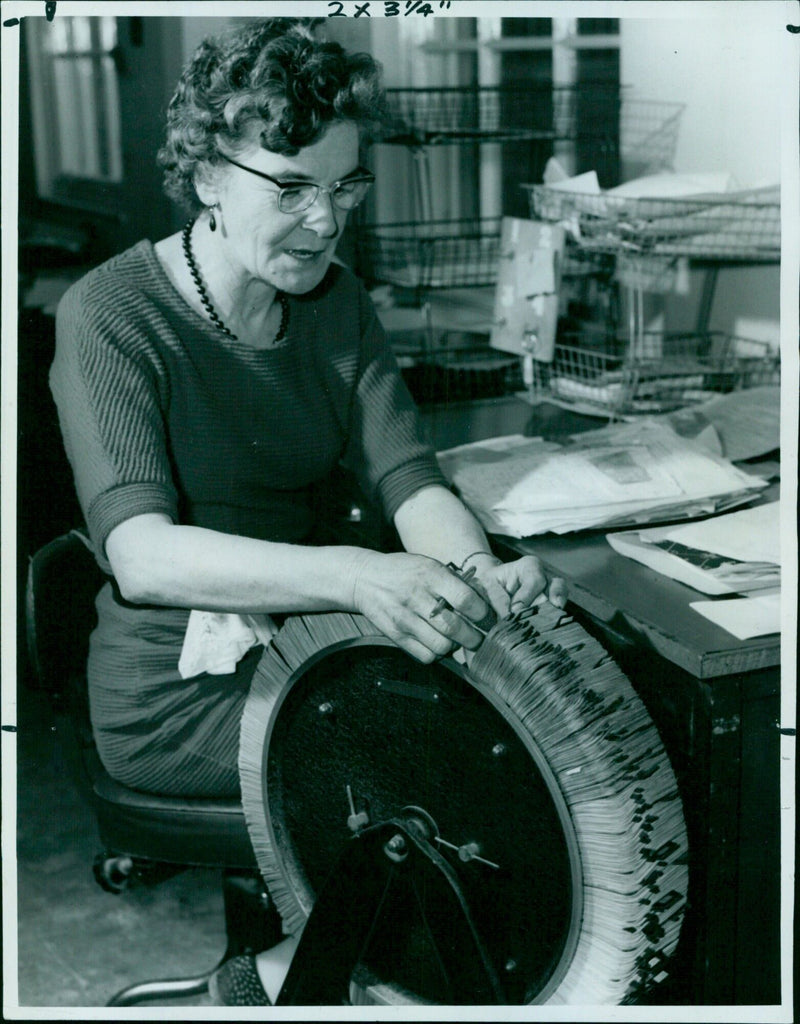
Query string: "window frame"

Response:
xmin=411 ymin=17 xmax=621 ymax=220
xmin=24 ymin=15 xmax=125 ymax=217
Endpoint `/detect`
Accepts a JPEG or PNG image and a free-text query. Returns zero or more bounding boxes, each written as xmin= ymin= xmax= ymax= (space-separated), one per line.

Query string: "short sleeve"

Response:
xmin=341 ymin=287 xmax=447 ymax=520
xmin=51 ymin=279 xmax=179 ymax=565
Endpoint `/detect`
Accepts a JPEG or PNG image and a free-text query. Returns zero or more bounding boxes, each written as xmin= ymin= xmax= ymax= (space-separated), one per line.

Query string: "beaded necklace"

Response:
xmin=181 ymin=219 xmax=290 ymax=345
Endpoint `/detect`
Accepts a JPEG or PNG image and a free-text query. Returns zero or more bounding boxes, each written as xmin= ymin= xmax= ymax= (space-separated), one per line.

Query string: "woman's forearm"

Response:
xmin=103 ymin=498 xmax=555 ymax=664
xmin=394 ymin=485 xmax=566 ymax=616
xmin=105 ymin=513 xmax=375 ymax=613
xmin=107 ymin=488 xmax=490 ymax=613
xmin=393 ymin=485 xmax=499 ymax=567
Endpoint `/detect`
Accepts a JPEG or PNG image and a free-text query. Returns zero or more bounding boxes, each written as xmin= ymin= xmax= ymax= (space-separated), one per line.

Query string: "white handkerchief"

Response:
xmin=178 ymin=610 xmax=279 ymax=679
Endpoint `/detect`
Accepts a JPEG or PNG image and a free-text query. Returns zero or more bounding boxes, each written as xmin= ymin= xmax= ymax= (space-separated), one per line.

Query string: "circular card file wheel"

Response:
xmin=239 ymin=603 xmax=688 ymax=1006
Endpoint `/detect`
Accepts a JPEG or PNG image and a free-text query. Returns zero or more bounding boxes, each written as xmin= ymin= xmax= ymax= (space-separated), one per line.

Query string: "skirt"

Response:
xmin=87 ymin=582 xmax=265 ymax=798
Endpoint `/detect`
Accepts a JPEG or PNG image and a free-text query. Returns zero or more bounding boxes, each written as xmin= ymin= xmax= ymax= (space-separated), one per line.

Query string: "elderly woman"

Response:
xmin=51 ymin=18 xmax=565 ymax=1002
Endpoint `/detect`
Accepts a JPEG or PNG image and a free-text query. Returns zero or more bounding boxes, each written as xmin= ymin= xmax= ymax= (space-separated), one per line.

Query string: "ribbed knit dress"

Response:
xmin=50 ymin=241 xmax=446 ymax=797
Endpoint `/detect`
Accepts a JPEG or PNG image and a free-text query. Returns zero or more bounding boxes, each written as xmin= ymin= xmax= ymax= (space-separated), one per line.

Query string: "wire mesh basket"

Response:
xmin=384 ymin=84 xmax=612 ymax=143
xmin=355 ymin=218 xmax=611 ymax=291
xmin=529 ymin=330 xmax=780 ymax=416
xmin=524 ymin=184 xmax=781 ymax=261
xmin=355 ymin=218 xmax=503 ymax=290
xmin=401 ymin=346 xmax=525 ymax=404
xmin=382 ymin=88 xmax=684 ymax=177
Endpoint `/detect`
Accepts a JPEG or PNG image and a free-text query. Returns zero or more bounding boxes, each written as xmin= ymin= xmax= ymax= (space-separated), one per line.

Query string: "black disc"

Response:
xmin=266 ymin=644 xmax=579 ymax=1004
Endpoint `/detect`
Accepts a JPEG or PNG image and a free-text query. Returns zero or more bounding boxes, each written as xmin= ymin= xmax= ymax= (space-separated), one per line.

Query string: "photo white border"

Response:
xmin=2 ymin=2 xmax=796 ymax=1021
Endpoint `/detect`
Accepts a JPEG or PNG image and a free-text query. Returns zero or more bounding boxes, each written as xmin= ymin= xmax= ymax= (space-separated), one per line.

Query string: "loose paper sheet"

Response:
xmin=659 ymin=501 xmax=780 ymax=565
xmin=607 ymin=502 xmax=780 ymax=595
xmin=689 ymin=592 xmax=781 ymax=639
xmin=687 ymin=386 xmax=780 ymax=461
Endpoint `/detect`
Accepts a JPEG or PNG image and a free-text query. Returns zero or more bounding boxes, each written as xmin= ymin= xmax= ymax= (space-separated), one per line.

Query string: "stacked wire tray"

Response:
xmin=529 ymin=330 xmax=780 ymax=416
xmin=356 ymin=218 xmax=611 ymax=291
xmin=524 ymin=184 xmax=781 ymax=261
xmin=362 ymin=90 xmax=686 ymax=292
xmin=383 ymin=84 xmax=616 ymax=144
xmin=383 ymin=87 xmax=684 ymax=174
xmin=356 ymin=218 xmax=503 ymax=290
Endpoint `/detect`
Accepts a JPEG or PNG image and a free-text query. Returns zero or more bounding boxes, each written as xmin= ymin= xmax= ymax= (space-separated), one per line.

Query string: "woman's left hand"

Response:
xmin=465 ymin=553 xmax=568 ymax=621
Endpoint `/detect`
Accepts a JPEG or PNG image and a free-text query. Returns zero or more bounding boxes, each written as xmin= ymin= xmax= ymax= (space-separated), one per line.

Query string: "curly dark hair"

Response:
xmin=158 ymin=19 xmax=388 ymax=210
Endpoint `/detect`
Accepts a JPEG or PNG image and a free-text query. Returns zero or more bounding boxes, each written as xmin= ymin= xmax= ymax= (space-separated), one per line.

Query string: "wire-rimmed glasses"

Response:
xmin=218 ymin=153 xmax=374 ymax=213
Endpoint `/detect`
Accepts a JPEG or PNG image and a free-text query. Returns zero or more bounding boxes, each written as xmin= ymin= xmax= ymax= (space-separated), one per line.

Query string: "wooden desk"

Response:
xmin=420 ymin=396 xmax=782 ymax=1005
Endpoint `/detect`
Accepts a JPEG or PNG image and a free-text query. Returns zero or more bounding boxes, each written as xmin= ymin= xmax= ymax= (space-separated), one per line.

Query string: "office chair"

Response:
xmin=24 ymin=529 xmax=283 ymax=1006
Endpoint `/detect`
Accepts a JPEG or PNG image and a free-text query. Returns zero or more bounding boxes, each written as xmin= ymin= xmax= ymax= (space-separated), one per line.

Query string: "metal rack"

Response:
xmin=360 ymin=90 xmax=685 ymax=292
xmin=528 ymin=329 xmax=780 ymax=418
xmin=524 ymin=184 xmax=781 ymax=261
xmin=383 ymin=87 xmax=684 ymax=175
xmin=355 ymin=217 xmax=612 ymax=294
xmin=378 ymin=88 xmax=684 ymax=223
xmin=361 ymin=87 xmax=693 ymax=406
xmin=520 ymin=182 xmax=781 ymax=414
xmin=355 ymin=217 xmax=502 ymax=292
xmin=401 ymin=345 xmax=524 ymax=405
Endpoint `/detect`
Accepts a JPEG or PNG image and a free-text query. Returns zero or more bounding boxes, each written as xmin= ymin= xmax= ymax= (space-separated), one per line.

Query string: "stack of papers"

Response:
xmin=436 ymin=420 xmax=767 ymax=538
xmin=607 ymin=502 xmax=780 ymax=595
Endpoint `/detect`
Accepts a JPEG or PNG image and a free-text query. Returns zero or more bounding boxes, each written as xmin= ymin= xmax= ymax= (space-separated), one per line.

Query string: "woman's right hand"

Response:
xmin=348 ymin=551 xmax=491 ymax=663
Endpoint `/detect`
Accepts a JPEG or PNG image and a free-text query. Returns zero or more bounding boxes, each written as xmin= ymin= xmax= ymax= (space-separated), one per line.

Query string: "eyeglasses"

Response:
xmin=218 ymin=153 xmax=375 ymax=214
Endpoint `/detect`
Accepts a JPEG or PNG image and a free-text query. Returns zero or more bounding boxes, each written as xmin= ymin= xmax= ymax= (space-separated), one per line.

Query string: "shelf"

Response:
xmin=356 ymin=218 xmax=609 ymax=292
xmin=356 ymin=218 xmax=503 ymax=290
xmin=528 ymin=330 xmax=780 ymax=417
xmin=380 ymin=89 xmax=684 ymax=174
xmin=525 ymin=184 xmax=781 ymax=262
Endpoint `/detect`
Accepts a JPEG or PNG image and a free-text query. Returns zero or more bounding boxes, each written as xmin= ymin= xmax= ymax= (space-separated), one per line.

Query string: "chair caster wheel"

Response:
xmin=93 ymin=852 xmax=135 ymax=893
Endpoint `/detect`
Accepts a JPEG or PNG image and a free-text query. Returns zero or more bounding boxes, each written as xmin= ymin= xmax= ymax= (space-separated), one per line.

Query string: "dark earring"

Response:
xmin=208 ymin=205 xmax=217 ymax=232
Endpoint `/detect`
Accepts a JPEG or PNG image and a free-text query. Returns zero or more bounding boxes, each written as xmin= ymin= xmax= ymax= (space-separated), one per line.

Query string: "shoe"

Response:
xmin=207 ymin=954 xmax=272 ymax=1005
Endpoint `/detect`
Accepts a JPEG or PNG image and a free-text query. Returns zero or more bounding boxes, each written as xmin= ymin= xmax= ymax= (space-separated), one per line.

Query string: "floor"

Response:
xmin=11 ymin=682 xmax=223 ymax=1011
